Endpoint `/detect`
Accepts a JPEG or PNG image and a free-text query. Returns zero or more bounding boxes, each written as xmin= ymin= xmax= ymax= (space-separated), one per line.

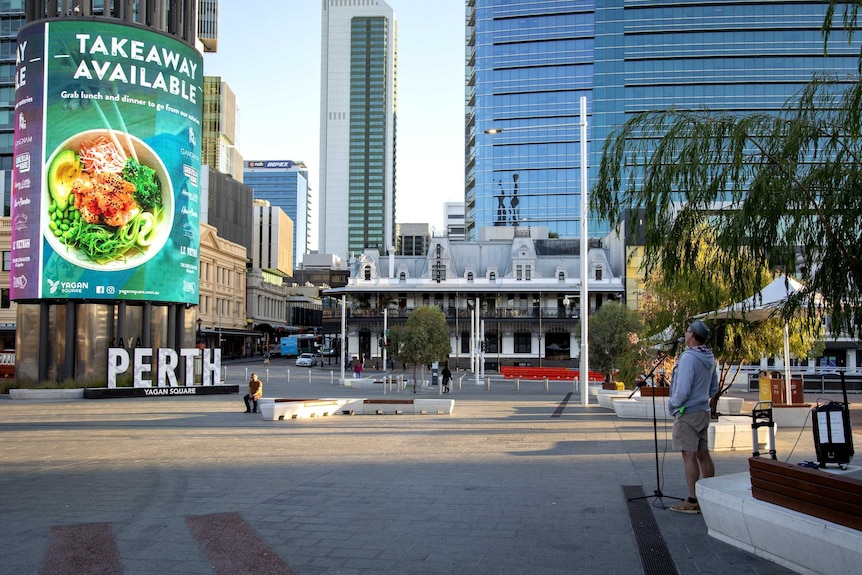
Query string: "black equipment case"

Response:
xmin=812 ymin=399 xmax=854 ymax=468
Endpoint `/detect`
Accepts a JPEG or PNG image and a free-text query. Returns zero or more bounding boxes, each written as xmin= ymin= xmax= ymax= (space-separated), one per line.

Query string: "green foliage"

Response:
xmin=592 ymin=2 xmax=862 ymax=337
xmin=593 ymin=74 xmax=862 ymax=338
xmin=386 ymin=306 xmax=451 ymax=385
xmin=587 ymin=301 xmax=642 ymax=382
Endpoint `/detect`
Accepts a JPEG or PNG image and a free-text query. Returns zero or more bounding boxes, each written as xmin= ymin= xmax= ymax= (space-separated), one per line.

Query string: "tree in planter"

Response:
xmin=637 ymin=246 xmax=823 ymax=416
xmin=386 ymin=306 xmax=451 ymax=392
xmin=587 ymin=301 xmax=642 ymax=384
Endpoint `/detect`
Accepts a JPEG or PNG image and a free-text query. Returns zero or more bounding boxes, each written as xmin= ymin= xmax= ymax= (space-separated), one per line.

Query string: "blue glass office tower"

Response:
xmin=465 ymin=1 xmax=860 ymax=240
xmin=244 ymin=161 xmax=311 ymax=266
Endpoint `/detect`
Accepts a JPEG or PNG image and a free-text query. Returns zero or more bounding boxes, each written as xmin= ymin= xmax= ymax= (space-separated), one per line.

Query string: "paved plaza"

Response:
xmin=1 ymin=359 xmax=858 ymax=575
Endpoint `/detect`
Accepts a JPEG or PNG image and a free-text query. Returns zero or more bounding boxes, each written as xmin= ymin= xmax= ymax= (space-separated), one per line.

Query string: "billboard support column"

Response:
xmin=39 ymin=303 xmax=49 ymax=382
xmin=63 ymin=302 xmax=76 ymax=380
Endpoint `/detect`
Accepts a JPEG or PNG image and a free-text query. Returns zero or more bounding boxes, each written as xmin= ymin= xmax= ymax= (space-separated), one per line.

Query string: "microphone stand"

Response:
xmin=628 ymin=341 xmax=685 ymax=507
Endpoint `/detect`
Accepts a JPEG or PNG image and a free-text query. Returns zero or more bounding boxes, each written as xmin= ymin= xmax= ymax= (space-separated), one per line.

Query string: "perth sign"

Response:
xmin=83 ymin=347 xmax=238 ymax=399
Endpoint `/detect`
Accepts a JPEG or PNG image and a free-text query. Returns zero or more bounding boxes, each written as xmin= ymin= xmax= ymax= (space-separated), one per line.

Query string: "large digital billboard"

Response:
xmin=11 ymin=20 xmax=202 ymax=304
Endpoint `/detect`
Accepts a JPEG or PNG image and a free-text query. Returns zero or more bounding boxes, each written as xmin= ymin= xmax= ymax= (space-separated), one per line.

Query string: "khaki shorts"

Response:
xmin=672 ymin=410 xmax=711 ymax=452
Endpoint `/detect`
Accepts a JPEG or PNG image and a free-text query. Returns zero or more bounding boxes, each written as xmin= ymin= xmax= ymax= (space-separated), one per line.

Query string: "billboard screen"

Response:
xmin=11 ymin=20 xmax=202 ymax=304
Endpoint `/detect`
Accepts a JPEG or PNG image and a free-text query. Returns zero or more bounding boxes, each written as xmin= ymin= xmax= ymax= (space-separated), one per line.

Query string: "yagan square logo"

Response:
xmin=10 ymin=20 xmax=203 ymax=305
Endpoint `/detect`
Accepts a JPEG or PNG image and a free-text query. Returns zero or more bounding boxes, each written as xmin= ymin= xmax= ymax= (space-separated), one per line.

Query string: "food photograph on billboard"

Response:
xmin=11 ymin=20 xmax=202 ymax=304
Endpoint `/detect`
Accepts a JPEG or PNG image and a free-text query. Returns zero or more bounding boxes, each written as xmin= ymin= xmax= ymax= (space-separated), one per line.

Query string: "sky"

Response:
xmin=203 ymin=1 xmax=467 ymax=247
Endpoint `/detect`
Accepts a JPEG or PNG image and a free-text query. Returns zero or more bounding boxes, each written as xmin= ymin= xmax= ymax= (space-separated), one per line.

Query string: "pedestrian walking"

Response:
xmin=441 ymin=365 xmax=452 ymax=393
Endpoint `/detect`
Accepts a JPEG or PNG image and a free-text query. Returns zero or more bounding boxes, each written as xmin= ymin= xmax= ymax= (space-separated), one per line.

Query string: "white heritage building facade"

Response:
xmin=324 ymin=227 xmax=626 ymax=370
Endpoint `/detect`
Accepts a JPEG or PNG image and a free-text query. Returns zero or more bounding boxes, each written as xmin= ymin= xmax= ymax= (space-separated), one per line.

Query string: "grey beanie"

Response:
xmin=689 ymin=319 xmax=710 ymax=341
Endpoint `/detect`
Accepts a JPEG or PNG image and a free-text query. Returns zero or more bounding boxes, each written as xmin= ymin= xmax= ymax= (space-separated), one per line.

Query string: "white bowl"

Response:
xmin=43 ymin=129 xmax=174 ymax=271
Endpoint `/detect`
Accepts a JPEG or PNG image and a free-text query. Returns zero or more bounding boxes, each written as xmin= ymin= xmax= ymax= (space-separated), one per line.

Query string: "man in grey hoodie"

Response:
xmin=668 ymin=319 xmax=719 ymax=513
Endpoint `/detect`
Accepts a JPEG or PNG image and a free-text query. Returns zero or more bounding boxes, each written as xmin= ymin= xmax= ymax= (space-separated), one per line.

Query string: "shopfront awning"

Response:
xmin=201 ymin=328 xmax=263 ymax=338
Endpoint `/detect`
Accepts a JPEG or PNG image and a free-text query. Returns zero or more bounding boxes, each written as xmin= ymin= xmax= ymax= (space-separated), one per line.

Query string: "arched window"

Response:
xmin=467 ymin=272 xmax=474 ymax=281
xmin=364 ymin=266 xmax=371 ymax=280
xmin=489 ymin=271 xmax=496 ymax=281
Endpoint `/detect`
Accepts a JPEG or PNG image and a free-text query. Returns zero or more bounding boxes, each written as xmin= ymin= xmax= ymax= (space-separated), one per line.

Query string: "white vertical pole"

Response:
xmin=475 ymin=297 xmax=480 ymax=387
xmin=383 ymin=308 xmax=388 ymax=372
xmin=341 ymin=294 xmax=346 ymax=384
xmin=470 ymin=302 xmax=476 ymax=372
xmin=580 ymin=96 xmax=590 ymax=406
xmin=480 ymin=319 xmax=486 ymax=379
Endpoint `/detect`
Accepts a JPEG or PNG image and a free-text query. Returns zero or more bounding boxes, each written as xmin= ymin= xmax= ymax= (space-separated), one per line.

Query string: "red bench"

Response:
xmin=499 ymin=366 xmax=604 ymax=382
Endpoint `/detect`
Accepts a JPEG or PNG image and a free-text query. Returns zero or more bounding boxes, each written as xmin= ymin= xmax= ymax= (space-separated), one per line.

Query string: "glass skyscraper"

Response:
xmin=466 ymin=0 xmax=860 ymax=240
xmin=244 ymin=160 xmax=311 ymax=267
xmin=319 ymin=0 xmax=397 ymax=259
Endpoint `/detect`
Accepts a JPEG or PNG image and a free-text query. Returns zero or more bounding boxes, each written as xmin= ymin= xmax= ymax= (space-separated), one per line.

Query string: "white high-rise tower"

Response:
xmin=319 ymin=0 xmax=397 ymax=259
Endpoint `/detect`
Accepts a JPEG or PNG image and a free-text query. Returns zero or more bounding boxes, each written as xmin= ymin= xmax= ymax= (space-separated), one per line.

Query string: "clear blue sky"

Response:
xmin=203 ymin=1 xmax=466 ymax=246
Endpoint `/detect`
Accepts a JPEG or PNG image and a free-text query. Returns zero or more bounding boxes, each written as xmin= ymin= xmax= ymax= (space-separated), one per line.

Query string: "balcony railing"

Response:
xmin=323 ymin=306 xmax=580 ymax=320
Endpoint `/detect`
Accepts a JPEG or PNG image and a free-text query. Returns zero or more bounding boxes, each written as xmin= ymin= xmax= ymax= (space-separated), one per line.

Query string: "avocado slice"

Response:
xmin=48 ymin=149 xmax=81 ymax=210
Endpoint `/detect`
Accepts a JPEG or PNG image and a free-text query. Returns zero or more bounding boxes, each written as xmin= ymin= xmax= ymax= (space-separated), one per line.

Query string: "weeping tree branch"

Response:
xmin=593 ymin=75 xmax=862 ymax=337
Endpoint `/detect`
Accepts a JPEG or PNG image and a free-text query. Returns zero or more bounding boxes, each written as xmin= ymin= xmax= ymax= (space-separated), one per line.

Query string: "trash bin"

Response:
xmin=758 ymin=371 xmax=775 ymax=401
xmin=760 ymin=370 xmax=804 ymax=404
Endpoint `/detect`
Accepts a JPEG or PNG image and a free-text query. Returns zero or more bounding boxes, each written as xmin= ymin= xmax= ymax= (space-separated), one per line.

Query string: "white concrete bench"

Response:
xmin=716 ymin=395 xmax=744 ymax=415
xmin=771 ymin=404 xmax=812 ymax=428
xmin=258 ymin=398 xmax=363 ymax=420
xmin=698 ymin=466 xmax=862 ymax=575
xmin=709 ymin=415 xmax=777 ymax=452
xmin=258 ymin=397 xmax=454 ymax=420
xmin=611 ymin=396 xmax=670 ymax=419
xmin=597 ymin=390 xmax=634 ymax=409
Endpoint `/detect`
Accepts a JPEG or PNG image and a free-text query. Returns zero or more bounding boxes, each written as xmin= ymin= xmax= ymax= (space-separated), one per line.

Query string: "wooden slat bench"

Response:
xmin=749 ymin=457 xmax=862 ymax=531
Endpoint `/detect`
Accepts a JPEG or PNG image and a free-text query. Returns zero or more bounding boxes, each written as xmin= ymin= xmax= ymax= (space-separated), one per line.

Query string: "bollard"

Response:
xmin=245 ymin=367 xmax=248 ymax=380
xmin=286 ymin=369 xmax=290 ymax=383
xmin=515 ymin=377 xmax=520 ymax=391
xmin=308 ymin=369 xmax=312 ymax=383
xmin=330 ymin=371 xmax=334 ymax=385
xmin=458 ymin=374 xmax=464 ymax=391
xmin=574 ymin=376 xmax=579 ymax=394
xmin=222 ymin=366 xmax=227 ymax=383
xmin=573 ymin=377 xmax=577 ymax=393
xmin=485 ymin=376 xmax=491 ymax=391
xmin=265 ymin=368 xmax=269 ymax=382
xmin=544 ymin=377 xmax=549 ymax=392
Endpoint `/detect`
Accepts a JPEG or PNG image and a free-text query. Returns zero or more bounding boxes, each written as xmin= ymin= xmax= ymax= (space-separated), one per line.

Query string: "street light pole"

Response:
xmin=483 ymin=97 xmax=589 ymax=403
xmin=579 ymin=96 xmax=590 ymax=406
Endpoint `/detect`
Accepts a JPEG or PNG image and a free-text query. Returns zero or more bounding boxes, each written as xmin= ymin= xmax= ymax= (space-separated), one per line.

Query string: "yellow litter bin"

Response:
xmin=758 ymin=370 xmax=777 ymax=401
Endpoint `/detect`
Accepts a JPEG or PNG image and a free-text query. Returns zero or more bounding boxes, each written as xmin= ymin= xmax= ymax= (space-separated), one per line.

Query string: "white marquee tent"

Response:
xmin=694 ymin=275 xmax=821 ymax=402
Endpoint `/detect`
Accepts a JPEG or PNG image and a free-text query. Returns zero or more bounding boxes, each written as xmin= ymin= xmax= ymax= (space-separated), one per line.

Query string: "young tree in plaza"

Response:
xmin=386 ymin=306 xmax=451 ymax=391
xmin=592 ymin=2 xmax=862 ymax=337
xmin=588 ymin=301 xmax=642 ymax=384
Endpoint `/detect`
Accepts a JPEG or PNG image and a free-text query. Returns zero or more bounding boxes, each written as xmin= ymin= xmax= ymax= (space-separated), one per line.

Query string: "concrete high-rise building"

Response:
xmin=252 ymin=199 xmax=294 ymax=277
xmin=202 ymin=76 xmax=243 ymax=181
xmin=197 ymin=0 xmax=218 ymax=52
xmin=465 ymin=1 xmax=861 ymax=240
xmin=395 ymin=223 xmax=431 ymax=257
xmin=319 ymin=0 xmax=397 ymax=259
xmin=244 ymin=161 xmax=311 ymax=266
xmin=444 ymin=202 xmax=466 ymax=241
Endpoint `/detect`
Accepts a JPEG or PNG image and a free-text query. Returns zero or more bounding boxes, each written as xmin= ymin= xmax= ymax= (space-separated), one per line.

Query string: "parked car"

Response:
xmin=296 ymin=353 xmax=317 ymax=367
